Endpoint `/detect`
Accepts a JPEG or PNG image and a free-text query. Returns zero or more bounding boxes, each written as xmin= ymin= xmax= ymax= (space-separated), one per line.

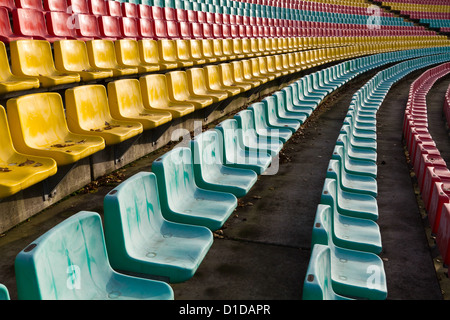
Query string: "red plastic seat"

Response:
xmin=138 ymin=18 xmax=155 ymax=39
xmin=46 ymin=11 xmax=77 ymax=39
xmin=88 ymin=0 xmax=107 ymax=16
xmin=121 ymin=2 xmax=137 ymax=18
xmin=176 ymin=8 xmax=186 ymax=21
xmin=436 ymin=202 xmax=450 ymax=266
xmin=76 ymin=13 xmax=101 ymax=40
xmin=106 ymin=0 xmax=122 ymax=17
xmin=138 ymin=3 xmax=151 ymax=19
xmin=166 ymin=19 xmax=180 ymax=39
xmin=67 ymin=0 xmax=88 ymax=14
xmin=0 ymin=0 xmax=15 ymax=11
xmin=151 ymin=5 xmax=164 ymax=20
xmin=120 ymin=16 xmax=139 ymax=40
xmin=13 ymin=8 xmax=62 ymax=42
xmin=179 ymin=20 xmax=192 ymax=39
xmin=428 ymin=181 xmax=450 ymax=235
xmin=164 ymin=7 xmax=176 ymax=20
xmin=43 ymin=0 xmax=67 ymax=12
xmin=0 ymin=7 xmax=28 ymax=42
xmin=15 ymin=0 xmax=43 ymax=11
xmin=98 ymin=15 xmax=122 ymax=40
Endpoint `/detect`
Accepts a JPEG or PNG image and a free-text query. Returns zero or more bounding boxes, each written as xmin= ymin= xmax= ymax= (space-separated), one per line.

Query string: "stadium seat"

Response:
xmin=186 ymin=39 xmax=206 ymax=65
xmin=10 ymin=39 xmax=81 ymax=87
xmin=75 ymin=13 xmax=103 ymax=40
xmin=115 ymin=39 xmax=159 ymax=73
xmin=272 ymin=91 xmax=309 ymax=124
xmin=103 ymin=171 xmax=213 ymax=283
xmin=230 ymin=60 xmax=261 ymax=89
xmin=15 ymin=0 xmax=43 ymax=11
xmin=15 ymin=211 xmax=174 ymax=299
xmin=248 ymin=102 xmax=293 ymax=143
xmin=260 ymin=96 xmax=302 ymax=133
xmin=139 ymin=74 xmax=195 ymax=118
xmin=7 ymin=92 xmax=105 ymax=166
xmin=0 ymin=284 xmax=9 ymax=300
xmin=151 ymin=147 xmax=237 ymax=231
xmin=185 ymin=68 xmax=228 ymax=103
xmin=12 ymin=8 xmax=63 ymax=42
xmin=88 ymin=0 xmax=107 ymax=16
xmin=45 ymin=11 xmax=78 ymax=39
xmin=67 ymin=0 xmax=89 ymax=14
xmin=219 ymin=63 xmax=251 ymax=93
xmin=0 ymin=105 xmax=57 ymax=199
xmin=65 ymin=84 xmax=143 ymax=146
xmin=281 ymin=85 xmax=315 ymax=118
xmin=214 ymin=119 xmax=272 ymax=175
xmin=137 ymin=39 xmax=174 ymax=71
xmin=241 ymin=59 xmax=268 ymax=85
xmin=98 ymin=15 xmax=122 ymax=40
xmin=137 ymin=17 xmax=156 ymax=39
xmin=53 ymin=39 xmax=113 ymax=81
xmin=0 ymin=41 xmax=39 ymax=94
xmin=204 ymin=65 xmax=241 ymax=98
xmin=0 ymin=0 xmax=15 ymax=11
xmin=106 ymin=0 xmax=122 ymax=17
xmin=0 ymin=7 xmax=28 ymax=43
xmin=165 ymin=70 xmax=214 ymax=110
xmin=86 ymin=39 xmax=138 ymax=77
xmin=107 ymin=78 xmax=172 ymax=130
xmin=332 ymin=144 xmax=378 ymax=179
xmin=157 ymin=39 xmax=193 ymax=68
xmin=190 ymin=130 xmax=258 ymax=197
xmin=119 ymin=17 xmax=140 ymax=40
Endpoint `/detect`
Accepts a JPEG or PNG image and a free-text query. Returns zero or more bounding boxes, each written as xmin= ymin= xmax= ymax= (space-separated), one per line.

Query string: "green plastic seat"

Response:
xmin=340 ymin=122 xmax=377 ymax=151
xmin=313 ymin=193 xmax=382 ymax=254
xmin=282 ymin=85 xmax=315 ymax=118
xmin=191 ymin=130 xmax=257 ymax=198
xmin=261 ymin=95 xmax=302 ymax=132
xmin=336 ymin=132 xmax=377 ymax=163
xmin=151 ymin=147 xmax=237 ymax=231
xmin=303 ymin=243 xmax=387 ymax=300
xmin=321 ymin=177 xmax=378 ymax=221
xmin=214 ymin=119 xmax=272 ymax=175
xmin=332 ymin=144 xmax=377 ymax=179
xmin=103 ymin=171 xmax=213 ymax=283
xmin=248 ymin=101 xmax=294 ymax=143
xmin=15 ymin=211 xmax=174 ymax=300
xmin=272 ymin=91 xmax=308 ymax=123
xmin=234 ymin=109 xmax=283 ymax=157
xmin=0 ymin=284 xmax=10 ymax=300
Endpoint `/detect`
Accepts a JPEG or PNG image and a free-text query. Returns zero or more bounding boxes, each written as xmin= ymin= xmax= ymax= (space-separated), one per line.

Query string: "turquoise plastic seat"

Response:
xmin=261 ymin=95 xmax=301 ymax=132
xmin=303 ymin=244 xmax=353 ymax=300
xmin=340 ymin=122 xmax=377 ymax=151
xmin=272 ymin=91 xmax=308 ymax=123
xmin=103 ymin=171 xmax=213 ymax=283
xmin=282 ymin=85 xmax=315 ymax=118
xmin=191 ymin=130 xmax=258 ymax=198
xmin=0 ymin=284 xmax=10 ymax=300
xmin=151 ymin=147 xmax=237 ymax=231
xmin=336 ymin=132 xmax=377 ymax=163
xmin=327 ymin=159 xmax=377 ymax=198
xmin=214 ymin=119 xmax=272 ymax=175
xmin=332 ymin=144 xmax=377 ymax=179
xmin=234 ymin=109 xmax=283 ymax=156
xmin=313 ymin=195 xmax=382 ymax=254
xmin=248 ymin=102 xmax=293 ymax=143
xmin=321 ymin=177 xmax=378 ymax=221
xmin=15 ymin=211 xmax=174 ymax=300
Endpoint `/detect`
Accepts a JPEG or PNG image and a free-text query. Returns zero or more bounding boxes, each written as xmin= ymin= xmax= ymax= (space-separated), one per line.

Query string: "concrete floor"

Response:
xmin=0 ymin=60 xmax=447 ymax=303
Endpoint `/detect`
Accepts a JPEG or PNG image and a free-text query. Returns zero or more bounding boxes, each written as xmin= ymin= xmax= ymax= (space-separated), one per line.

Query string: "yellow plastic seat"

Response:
xmin=241 ymin=38 xmax=254 ymax=58
xmin=222 ymin=38 xmax=237 ymax=60
xmin=0 ymin=105 xmax=57 ymax=199
xmin=158 ymin=39 xmax=193 ymax=68
xmin=204 ymin=65 xmax=241 ymax=97
xmin=200 ymin=39 xmax=218 ymax=63
xmin=115 ymin=39 xmax=159 ymax=74
xmin=212 ymin=39 xmax=229 ymax=62
xmin=0 ymin=41 xmax=39 ymax=94
xmin=252 ymin=58 xmax=275 ymax=82
xmin=139 ymin=74 xmax=195 ymax=119
xmin=86 ymin=40 xmax=138 ymax=77
xmin=242 ymin=59 xmax=268 ymax=85
xmin=53 ymin=40 xmax=113 ymax=82
xmin=165 ymin=70 xmax=213 ymax=110
xmin=140 ymin=39 xmax=178 ymax=71
xmin=265 ymin=55 xmax=283 ymax=78
xmin=187 ymin=39 xmax=207 ymax=65
xmin=107 ymin=79 xmax=172 ymax=131
xmin=287 ymin=53 xmax=302 ymax=73
xmin=230 ymin=60 xmax=261 ymax=89
xmin=186 ymin=68 xmax=228 ymax=103
xmin=65 ymin=85 xmax=143 ymax=146
xmin=250 ymin=38 xmax=262 ymax=56
xmin=7 ymin=92 xmax=105 ymax=166
xmin=10 ymin=40 xmax=80 ymax=88
xmin=219 ymin=63 xmax=251 ymax=93
xmin=231 ymin=38 xmax=245 ymax=59
xmin=274 ymin=54 xmax=290 ymax=76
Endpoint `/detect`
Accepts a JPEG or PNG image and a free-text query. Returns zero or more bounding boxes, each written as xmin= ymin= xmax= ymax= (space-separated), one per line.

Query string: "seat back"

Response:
xmin=0 ymin=105 xmax=18 ymax=162
xmin=115 ymin=38 xmax=141 ymax=67
xmin=67 ymin=0 xmax=89 ymax=14
xmin=191 ymin=130 xmax=223 ymax=181
xmin=53 ymin=39 xmax=91 ymax=72
xmin=139 ymin=39 xmax=161 ymax=65
xmin=186 ymin=67 xmax=208 ymax=95
xmin=0 ymin=7 xmax=16 ymax=41
xmin=165 ymin=71 xmax=191 ymax=101
xmin=15 ymin=211 xmax=114 ymax=300
xmin=139 ymin=74 xmax=172 ymax=110
xmin=120 ymin=17 xmax=139 ymax=39
xmin=76 ymin=13 xmax=102 ymax=39
xmin=0 ymin=41 xmax=14 ymax=80
xmin=214 ymin=118 xmax=240 ymax=165
xmin=0 ymin=284 xmax=9 ymax=300
xmin=204 ymin=65 xmax=222 ymax=91
xmin=10 ymin=39 xmax=58 ymax=77
xmin=7 ymin=92 xmax=70 ymax=151
xmin=13 ymin=8 xmax=51 ymax=39
xmin=107 ymin=78 xmax=147 ymax=119
xmin=46 ymin=11 xmax=77 ymax=38
xmin=86 ymin=39 xmax=119 ymax=69
xmin=98 ymin=15 xmax=122 ymax=39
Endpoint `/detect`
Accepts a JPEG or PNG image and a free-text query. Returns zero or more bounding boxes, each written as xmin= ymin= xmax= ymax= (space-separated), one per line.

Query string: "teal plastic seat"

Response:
xmin=234 ymin=109 xmax=283 ymax=156
xmin=248 ymin=102 xmax=293 ymax=143
xmin=0 ymin=284 xmax=10 ymax=300
xmin=152 ymin=147 xmax=237 ymax=231
xmin=191 ymin=130 xmax=258 ymax=198
xmin=261 ymin=95 xmax=302 ymax=132
xmin=332 ymin=144 xmax=377 ymax=179
xmin=336 ymin=132 xmax=377 ymax=163
xmin=103 ymin=172 xmax=214 ymax=283
xmin=282 ymin=85 xmax=315 ymax=118
xmin=340 ymin=122 xmax=377 ymax=151
xmin=214 ymin=119 xmax=272 ymax=175
xmin=15 ymin=211 xmax=174 ymax=300
xmin=272 ymin=91 xmax=308 ymax=123
xmin=321 ymin=177 xmax=378 ymax=221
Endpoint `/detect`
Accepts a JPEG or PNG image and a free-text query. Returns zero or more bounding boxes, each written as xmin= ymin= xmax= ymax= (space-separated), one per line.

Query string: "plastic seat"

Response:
xmin=200 ymin=39 xmax=218 ymax=63
xmin=45 ymin=11 xmax=78 ymax=40
xmin=12 ymin=8 xmax=62 ymax=42
xmin=107 ymin=79 xmax=172 ymax=130
xmin=303 ymin=243 xmax=387 ymax=300
xmin=115 ymin=39 xmax=159 ymax=73
xmin=0 ymin=105 xmax=57 ymax=199
xmin=0 ymin=284 xmax=9 ymax=300
xmin=7 ymin=92 xmax=105 ymax=166
xmin=53 ymin=39 xmax=113 ymax=81
xmin=165 ymin=70 xmax=214 ymax=110
xmin=65 ymin=84 xmax=143 ymax=146
xmin=0 ymin=41 xmax=39 ymax=94
xmin=157 ymin=39 xmax=193 ymax=68
xmin=107 ymin=0 xmax=122 ymax=17
xmin=436 ymin=202 xmax=450 ymax=266
xmin=137 ymin=18 xmax=156 ymax=39
xmin=137 ymin=39 xmax=175 ymax=71
xmin=120 ymin=17 xmax=140 ymax=40
xmin=241 ymin=59 xmax=267 ymax=85
xmin=15 ymin=211 xmax=174 ymax=300
xmin=139 ymin=74 xmax=195 ymax=118
xmin=204 ymin=65 xmax=241 ymax=98
xmin=86 ymin=39 xmax=138 ymax=77
xmin=151 ymin=147 xmax=237 ymax=231
xmin=191 ymin=130 xmax=258 ymax=198
xmin=0 ymin=7 xmax=28 ymax=43
xmin=219 ymin=63 xmax=251 ymax=93
xmin=230 ymin=60 xmax=261 ymax=89
xmin=98 ymin=15 xmax=122 ymax=40
xmin=103 ymin=171 xmax=213 ymax=283
xmin=248 ymin=102 xmax=293 ymax=143
xmin=260 ymin=96 xmax=301 ymax=133
xmin=75 ymin=13 xmax=102 ymax=40
xmin=250 ymin=58 xmax=273 ymax=83
xmin=67 ymin=0 xmax=89 ymax=14
xmin=10 ymin=39 xmax=80 ymax=88
xmin=186 ymin=39 xmax=206 ymax=65
xmin=282 ymin=84 xmax=315 ymax=118
xmin=234 ymin=109 xmax=283 ymax=157
xmin=332 ymin=144 xmax=377 ymax=179
xmin=186 ymin=68 xmax=228 ymax=104
xmin=88 ymin=0 xmax=107 ymax=16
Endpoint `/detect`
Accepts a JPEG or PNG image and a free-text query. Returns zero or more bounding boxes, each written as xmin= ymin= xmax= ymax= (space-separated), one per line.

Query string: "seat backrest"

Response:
xmin=98 ymin=15 xmax=122 ymax=39
xmin=65 ymin=84 xmax=114 ymax=132
xmin=10 ymin=39 xmax=58 ymax=77
xmin=115 ymin=38 xmax=141 ymax=67
xmin=107 ymin=0 xmax=122 ymax=17
xmin=120 ymin=17 xmax=139 ymax=39
xmin=53 ymin=39 xmax=91 ymax=72
xmin=121 ymin=2 xmax=138 ymax=18
xmin=15 ymin=0 xmax=43 ymax=10
xmin=0 ymin=7 xmax=15 ymax=40
xmin=138 ymin=39 xmax=161 ymax=65
xmin=165 ymin=71 xmax=191 ymax=101
xmin=0 ymin=0 xmax=15 ymax=11
xmin=6 ymin=92 xmax=70 ymax=150
xmin=219 ymin=63 xmax=235 ymax=86
xmin=86 ymin=39 xmax=118 ymax=69
xmin=46 ymin=11 xmax=77 ymax=38
xmin=88 ymin=0 xmax=107 ymax=16
xmin=204 ymin=65 xmax=222 ymax=91
xmin=0 ymin=41 xmax=14 ymax=80
xmin=214 ymin=118 xmax=240 ymax=165
xmin=0 ymin=105 xmax=18 ymax=162
xmin=0 ymin=284 xmax=9 ymax=300
xmin=186 ymin=67 xmax=208 ymax=95
xmin=13 ymin=8 xmax=50 ymax=38
xmin=15 ymin=211 xmax=114 ymax=300
xmin=76 ymin=13 xmax=102 ymax=39
xmin=138 ymin=18 xmax=155 ymax=39
xmin=139 ymin=74 xmax=172 ymax=110
xmin=191 ymin=130 xmax=223 ymax=180
xmin=67 ymin=0 xmax=89 ymax=14
xmin=107 ymin=78 xmax=148 ymax=120
xmin=248 ymin=101 xmax=269 ymax=132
